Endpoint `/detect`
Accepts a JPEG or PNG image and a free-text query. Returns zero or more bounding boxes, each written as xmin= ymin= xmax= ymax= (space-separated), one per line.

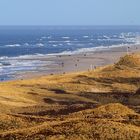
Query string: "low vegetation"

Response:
xmin=0 ymin=53 xmax=140 ymax=139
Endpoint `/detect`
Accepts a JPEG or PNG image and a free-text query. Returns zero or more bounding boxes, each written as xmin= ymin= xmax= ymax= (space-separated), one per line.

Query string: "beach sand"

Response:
xmin=15 ymin=44 xmax=140 ymax=80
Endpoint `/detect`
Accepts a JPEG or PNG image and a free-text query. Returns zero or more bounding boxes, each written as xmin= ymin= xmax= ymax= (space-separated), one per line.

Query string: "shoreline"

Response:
xmin=10 ymin=44 xmax=140 ymax=81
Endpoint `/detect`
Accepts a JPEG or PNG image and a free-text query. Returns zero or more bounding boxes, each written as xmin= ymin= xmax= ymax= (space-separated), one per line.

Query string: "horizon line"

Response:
xmin=0 ymin=25 xmax=140 ymax=26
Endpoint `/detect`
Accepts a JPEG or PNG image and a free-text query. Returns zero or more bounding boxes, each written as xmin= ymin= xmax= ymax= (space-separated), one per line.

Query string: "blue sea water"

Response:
xmin=0 ymin=26 xmax=140 ymax=81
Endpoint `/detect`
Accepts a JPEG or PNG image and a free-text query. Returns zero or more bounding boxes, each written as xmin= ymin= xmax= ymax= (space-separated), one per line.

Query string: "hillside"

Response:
xmin=0 ymin=53 xmax=140 ymax=140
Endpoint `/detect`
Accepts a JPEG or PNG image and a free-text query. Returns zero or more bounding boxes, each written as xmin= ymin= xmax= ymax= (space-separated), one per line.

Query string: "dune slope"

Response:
xmin=0 ymin=53 xmax=140 ymax=140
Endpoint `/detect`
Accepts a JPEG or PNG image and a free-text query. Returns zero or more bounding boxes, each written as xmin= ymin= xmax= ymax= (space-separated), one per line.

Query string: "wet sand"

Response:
xmin=15 ymin=44 xmax=140 ymax=80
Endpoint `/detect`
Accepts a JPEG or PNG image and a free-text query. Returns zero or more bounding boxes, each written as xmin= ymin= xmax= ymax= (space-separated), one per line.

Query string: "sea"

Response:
xmin=0 ymin=25 xmax=140 ymax=81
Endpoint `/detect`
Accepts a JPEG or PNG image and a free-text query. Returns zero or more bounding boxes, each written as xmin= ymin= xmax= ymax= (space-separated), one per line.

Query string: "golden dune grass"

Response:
xmin=0 ymin=53 xmax=140 ymax=139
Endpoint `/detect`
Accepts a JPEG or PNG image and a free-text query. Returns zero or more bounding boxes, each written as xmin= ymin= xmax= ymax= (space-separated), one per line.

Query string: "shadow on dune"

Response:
xmin=74 ymin=75 xmax=140 ymax=85
xmin=20 ymin=103 xmax=96 ymax=116
xmin=79 ymin=90 xmax=140 ymax=113
xmin=136 ymin=88 xmax=140 ymax=95
xmin=20 ymin=88 xmax=140 ymax=116
xmin=49 ymin=89 xmax=69 ymax=94
xmin=43 ymin=98 xmax=94 ymax=105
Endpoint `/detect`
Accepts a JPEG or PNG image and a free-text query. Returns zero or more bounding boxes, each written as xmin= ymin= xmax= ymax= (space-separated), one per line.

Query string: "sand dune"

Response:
xmin=0 ymin=53 xmax=140 ymax=139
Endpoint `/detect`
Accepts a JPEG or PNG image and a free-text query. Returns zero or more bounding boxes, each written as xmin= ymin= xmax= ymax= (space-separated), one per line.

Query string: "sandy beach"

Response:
xmin=14 ymin=44 xmax=140 ymax=80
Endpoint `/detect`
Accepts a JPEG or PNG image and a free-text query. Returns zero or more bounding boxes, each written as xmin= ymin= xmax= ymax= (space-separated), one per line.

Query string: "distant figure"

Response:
xmin=75 ymin=64 xmax=78 ymax=67
xmin=90 ymin=64 xmax=93 ymax=71
xmin=84 ymin=54 xmax=86 ymax=56
xmin=61 ymin=62 xmax=64 ymax=67
xmin=77 ymin=59 xmax=79 ymax=62
xmin=127 ymin=47 xmax=130 ymax=55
